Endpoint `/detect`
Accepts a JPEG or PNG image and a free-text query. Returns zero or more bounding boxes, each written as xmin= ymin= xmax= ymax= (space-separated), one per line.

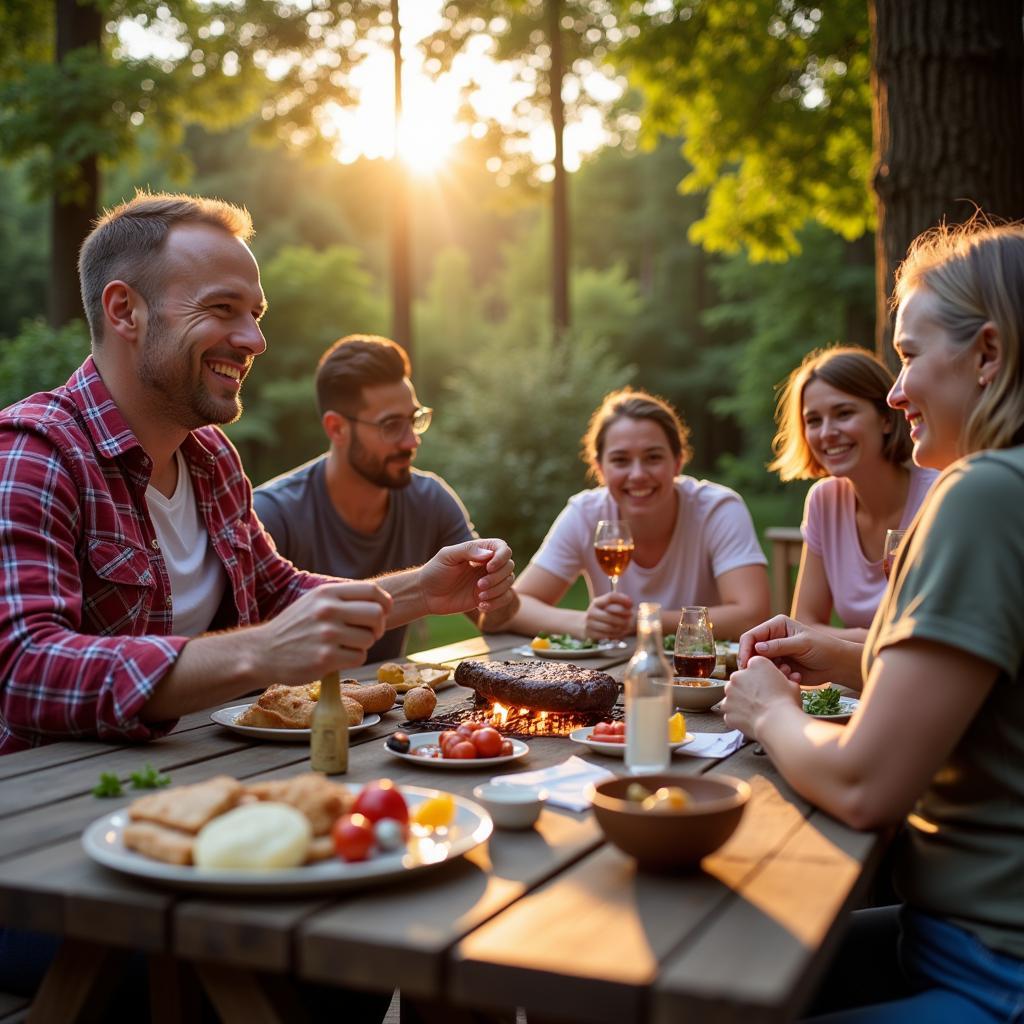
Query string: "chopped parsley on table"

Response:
xmin=92 ymin=763 xmax=171 ymax=798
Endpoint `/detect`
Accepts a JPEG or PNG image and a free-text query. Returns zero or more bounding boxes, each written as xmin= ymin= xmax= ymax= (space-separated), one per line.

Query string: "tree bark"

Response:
xmin=549 ymin=0 xmax=570 ymax=341
xmin=49 ymin=0 xmax=102 ymax=327
xmin=871 ymin=0 xmax=1024 ymax=365
xmin=390 ymin=0 xmax=413 ymax=358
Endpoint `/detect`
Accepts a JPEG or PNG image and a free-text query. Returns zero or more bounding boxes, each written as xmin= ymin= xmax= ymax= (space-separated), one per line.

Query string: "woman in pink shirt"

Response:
xmin=770 ymin=347 xmax=937 ymax=640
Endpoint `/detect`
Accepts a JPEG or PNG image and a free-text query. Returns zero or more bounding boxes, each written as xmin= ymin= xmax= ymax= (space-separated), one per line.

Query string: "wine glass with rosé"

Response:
xmin=593 ymin=520 xmax=634 ymax=593
xmin=882 ymin=529 xmax=907 ymax=581
xmin=673 ymin=606 xmax=716 ymax=678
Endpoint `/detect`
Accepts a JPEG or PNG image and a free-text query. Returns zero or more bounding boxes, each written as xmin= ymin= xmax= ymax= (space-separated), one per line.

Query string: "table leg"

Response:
xmin=193 ymin=963 xmax=289 ymax=1024
xmin=148 ymin=954 xmax=204 ymax=1024
xmin=26 ymin=939 xmax=115 ymax=1024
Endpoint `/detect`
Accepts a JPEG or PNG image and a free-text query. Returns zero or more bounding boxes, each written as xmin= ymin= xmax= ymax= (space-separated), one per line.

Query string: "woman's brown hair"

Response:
xmin=581 ymin=388 xmax=693 ymax=481
xmin=769 ymin=346 xmax=911 ymax=482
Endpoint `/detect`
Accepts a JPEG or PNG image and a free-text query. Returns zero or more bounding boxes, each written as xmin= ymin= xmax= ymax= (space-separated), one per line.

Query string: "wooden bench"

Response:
xmin=765 ymin=526 xmax=804 ymax=615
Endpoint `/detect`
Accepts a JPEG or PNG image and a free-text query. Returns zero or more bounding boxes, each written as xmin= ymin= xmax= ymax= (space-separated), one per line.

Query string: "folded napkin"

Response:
xmin=677 ymin=729 xmax=746 ymax=758
xmin=490 ymin=755 xmax=615 ymax=812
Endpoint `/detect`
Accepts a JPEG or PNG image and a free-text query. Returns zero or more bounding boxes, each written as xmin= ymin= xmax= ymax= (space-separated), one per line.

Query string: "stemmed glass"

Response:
xmin=882 ymin=529 xmax=906 ymax=581
xmin=673 ymin=606 xmax=716 ymax=678
xmin=593 ymin=520 xmax=634 ymax=593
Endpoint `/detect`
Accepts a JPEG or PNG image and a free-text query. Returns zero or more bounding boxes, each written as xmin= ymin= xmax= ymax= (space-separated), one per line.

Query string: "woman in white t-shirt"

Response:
xmin=504 ymin=388 xmax=770 ymax=641
xmin=770 ymin=347 xmax=937 ymax=641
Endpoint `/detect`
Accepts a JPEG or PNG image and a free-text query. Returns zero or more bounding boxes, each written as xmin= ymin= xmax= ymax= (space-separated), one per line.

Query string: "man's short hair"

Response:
xmin=315 ymin=335 xmax=411 ymax=417
xmin=78 ymin=191 xmax=253 ymax=343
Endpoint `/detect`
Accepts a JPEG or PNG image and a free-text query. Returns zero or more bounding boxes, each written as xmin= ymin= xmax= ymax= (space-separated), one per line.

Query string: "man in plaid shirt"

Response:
xmin=0 ymin=193 xmax=516 ymax=756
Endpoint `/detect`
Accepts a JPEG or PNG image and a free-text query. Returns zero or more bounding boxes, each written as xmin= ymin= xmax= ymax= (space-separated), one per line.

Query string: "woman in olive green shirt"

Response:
xmin=724 ymin=220 xmax=1024 ymax=1022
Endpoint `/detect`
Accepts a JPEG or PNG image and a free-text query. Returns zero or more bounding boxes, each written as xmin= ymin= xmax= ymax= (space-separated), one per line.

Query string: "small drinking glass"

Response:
xmin=673 ymin=606 xmax=716 ymax=679
xmin=593 ymin=520 xmax=634 ymax=593
xmin=882 ymin=529 xmax=906 ymax=581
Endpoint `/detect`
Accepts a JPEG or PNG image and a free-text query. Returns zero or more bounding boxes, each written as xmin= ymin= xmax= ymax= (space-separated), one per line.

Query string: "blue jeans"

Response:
xmin=809 ymin=907 xmax=1024 ymax=1023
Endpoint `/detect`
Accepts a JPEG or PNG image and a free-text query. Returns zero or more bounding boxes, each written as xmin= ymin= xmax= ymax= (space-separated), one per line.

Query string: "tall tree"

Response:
xmin=613 ymin=0 xmax=1024 ymax=357
xmin=871 ymin=0 xmax=1024 ymax=353
xmin=0 ymin=0 xmax=384 ymax=326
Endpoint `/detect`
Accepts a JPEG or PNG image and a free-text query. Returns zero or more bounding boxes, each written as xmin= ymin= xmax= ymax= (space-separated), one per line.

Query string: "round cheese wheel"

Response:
xmin=194 ymin=802 xmax=312 ymax=870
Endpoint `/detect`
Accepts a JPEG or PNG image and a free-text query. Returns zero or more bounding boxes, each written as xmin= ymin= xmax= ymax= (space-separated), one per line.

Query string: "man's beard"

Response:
xmin=138 ymin=310 xmax=243 ymax=430
xmin=348 ymin=432 xmax=414 ymax=489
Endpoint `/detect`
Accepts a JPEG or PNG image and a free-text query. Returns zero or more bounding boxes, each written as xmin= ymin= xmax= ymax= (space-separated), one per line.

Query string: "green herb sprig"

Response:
xmin=130 ymin=763 xmax=171 ymax=789
xmin=801 ymin=687 xmax=843 ymax=716
xmin=92 ymin=772 xmax=124 ymax=798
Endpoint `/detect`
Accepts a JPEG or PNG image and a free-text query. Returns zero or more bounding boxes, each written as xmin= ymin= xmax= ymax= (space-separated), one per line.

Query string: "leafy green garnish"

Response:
xmin=664 ymin=633 xmax=675 ymax=652
xmin=129 ymin=763 xmax=171 ymax=789
xmin=801 ymin=687 xmax=843 ymax=716
xmin=539 ymin=633 xmax=599 ymax=650
xmin=92 ymin=772 xmax=124 ymax=798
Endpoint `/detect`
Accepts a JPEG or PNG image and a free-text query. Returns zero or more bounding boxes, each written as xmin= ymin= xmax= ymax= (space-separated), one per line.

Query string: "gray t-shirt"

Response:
xmin=253 ymin=457 xmax=476 ymax=662
xmin=865 ymin=445 xmax=1024 ymax=959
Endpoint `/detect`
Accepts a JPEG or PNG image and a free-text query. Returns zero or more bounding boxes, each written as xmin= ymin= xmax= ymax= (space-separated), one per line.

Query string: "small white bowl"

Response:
xmin=472 ymin=783 xmax=548 ymax=830
xmin=670 ymin=678 xmax=726 ymax=711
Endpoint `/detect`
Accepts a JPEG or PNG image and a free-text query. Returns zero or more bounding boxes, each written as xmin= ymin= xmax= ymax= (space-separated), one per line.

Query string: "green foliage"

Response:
xmin=227 ymin=243 xmax=387 ymax=485
xmin=0 ymin=163 xmax=47 ymax=337
xmin=0 ymin=318 xmax=90 ymax=409
xmin=698 ymin=224 xmax=874 ymax=498
xmin=419 ymin=324 xmax=634 ymax=561
xmin=614 ymin=0 xmax=874 ymax=260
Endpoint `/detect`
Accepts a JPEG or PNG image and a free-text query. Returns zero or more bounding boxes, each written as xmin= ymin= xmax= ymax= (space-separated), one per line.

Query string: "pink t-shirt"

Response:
xmin=801 ymin=464 xmax=938 ymax=629
xmin=531 ymin=477 xmax=766 ymax=608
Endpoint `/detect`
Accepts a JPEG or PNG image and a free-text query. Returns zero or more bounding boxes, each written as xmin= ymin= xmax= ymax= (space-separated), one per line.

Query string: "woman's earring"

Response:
xmin=979 ymin=376 xmax=987 ymax=388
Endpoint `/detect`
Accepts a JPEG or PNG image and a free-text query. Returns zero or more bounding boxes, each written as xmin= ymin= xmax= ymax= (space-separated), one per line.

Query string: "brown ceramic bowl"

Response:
xmin=590 ymin=773 xmax=750 ymax=871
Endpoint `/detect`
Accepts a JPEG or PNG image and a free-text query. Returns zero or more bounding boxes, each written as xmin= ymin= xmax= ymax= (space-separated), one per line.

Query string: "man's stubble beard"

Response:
xmin=138 ymin=309 xmax=243 ymax=430
xmin=347 ymin=431 xmax=414 ymax=489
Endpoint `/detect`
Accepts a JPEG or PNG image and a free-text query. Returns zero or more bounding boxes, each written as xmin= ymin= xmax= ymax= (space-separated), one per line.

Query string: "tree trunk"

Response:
xmin=871 ymin=0 xmax=1024 ymax=366
xmin=49 ymin=0 xmax=101 ymax=327
xmin=390 ymin=0 xmax=413 ymax=358
xmin=549 ymin=0 xmax=570 ymax=341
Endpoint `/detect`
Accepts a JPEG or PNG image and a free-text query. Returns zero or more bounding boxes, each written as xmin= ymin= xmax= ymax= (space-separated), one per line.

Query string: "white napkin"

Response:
xmin=490 ymin=755 xmax=615 ymax=812
xmin=676 ymin=729 xmax=746 ymax=758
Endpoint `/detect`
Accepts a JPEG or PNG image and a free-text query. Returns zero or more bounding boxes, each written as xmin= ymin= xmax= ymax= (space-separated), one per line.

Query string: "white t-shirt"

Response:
xmin=146 ymin=449 xmax=227 ymax=637
xmin=531 ymin=477 xmax=767 ymax=608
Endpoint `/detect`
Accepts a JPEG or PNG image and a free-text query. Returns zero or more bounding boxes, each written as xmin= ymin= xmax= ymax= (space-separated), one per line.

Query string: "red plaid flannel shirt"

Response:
xmin=0 ymin=358 xmax=329 ymax=754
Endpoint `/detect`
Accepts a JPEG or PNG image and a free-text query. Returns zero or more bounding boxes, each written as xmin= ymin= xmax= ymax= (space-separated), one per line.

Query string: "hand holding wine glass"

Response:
xmin=593 ymin=519 xmax=634 ymax=593
xmin=674 ymin=606 xmax=716 ymax=678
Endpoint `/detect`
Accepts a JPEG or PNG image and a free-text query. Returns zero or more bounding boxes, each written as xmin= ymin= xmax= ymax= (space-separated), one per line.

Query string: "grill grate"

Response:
xmin=401 ymin=696 xmax=624 ymax=736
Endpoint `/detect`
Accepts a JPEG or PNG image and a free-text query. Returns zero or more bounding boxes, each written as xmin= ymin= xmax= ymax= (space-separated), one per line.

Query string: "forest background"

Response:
xmin=0 ymin=0 xmax=963 ymax=646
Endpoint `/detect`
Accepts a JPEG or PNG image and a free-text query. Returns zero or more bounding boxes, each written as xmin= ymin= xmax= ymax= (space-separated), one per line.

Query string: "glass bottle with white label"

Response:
xmin=623 ymin=603 xmax=673 ymax=774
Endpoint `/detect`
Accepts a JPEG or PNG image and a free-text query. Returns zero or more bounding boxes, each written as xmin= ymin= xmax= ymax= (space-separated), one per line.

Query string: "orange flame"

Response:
xmin=492 ymin=702 xmax=509 ymax=726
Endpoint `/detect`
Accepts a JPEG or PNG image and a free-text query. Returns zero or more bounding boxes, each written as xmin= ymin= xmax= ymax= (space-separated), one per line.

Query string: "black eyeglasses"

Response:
xmin=341 ymin=406 xmax=433 ymax=443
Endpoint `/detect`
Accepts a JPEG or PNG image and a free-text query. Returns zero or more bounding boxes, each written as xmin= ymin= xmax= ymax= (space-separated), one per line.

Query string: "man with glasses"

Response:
xmin=255 ymin=334 xmax=511 ymax=662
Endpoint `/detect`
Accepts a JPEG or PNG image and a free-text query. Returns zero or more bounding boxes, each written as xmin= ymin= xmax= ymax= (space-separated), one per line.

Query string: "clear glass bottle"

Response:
xmin=624 ymin=603 xmax=673 ymax=774
xmin=310 ymin=671 xmax=348 ymax=774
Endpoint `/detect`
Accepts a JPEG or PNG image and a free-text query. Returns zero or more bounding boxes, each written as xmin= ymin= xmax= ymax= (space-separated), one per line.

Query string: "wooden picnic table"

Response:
xmin=0 ymin=632 xmax=884 ymax=1024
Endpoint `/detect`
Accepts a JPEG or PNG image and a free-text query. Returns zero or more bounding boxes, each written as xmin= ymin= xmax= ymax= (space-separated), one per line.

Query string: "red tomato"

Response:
xmin=447 ymin=740 xmax=477 ymax=759
xmin=438 ymin=730 xmax=459 ymax=747
xmin=499 ymin=739 xmax=514 ymax=756
xmin=609 ymin=722 xmax=625 ymax=737
xmin=456 ymin=722 xmax=483 ymax=738
xmin=471 ymin=727 xmax=503 ymax=758
xmin=353 ymin=779 xmax=409 ymax=824
xmin=332 ymin=813 xmax=375 ymax=862
xmin=592 ymin=721 xmax=615 ymax=736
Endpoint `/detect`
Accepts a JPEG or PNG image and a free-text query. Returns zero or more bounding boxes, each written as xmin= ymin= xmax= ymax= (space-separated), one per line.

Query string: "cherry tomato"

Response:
xmin=499 ymin=739 xmax=514 ymax=756
xmin=456 ymin=722 xmax=483 ymax=738
xmin=447 ymin=740 xmax=477 ymax=759
xmin=471 ymin=727 xmax=503 ymax=758
xmin=353 ymin=780 xmax=409 ymax=824
xmin=438 ymin=730 xmax=459 ymax=748
xmin=332 ymin=813 xmax=375 ymax=862
xmin=610 ymin=721 xmax=625 ymax=737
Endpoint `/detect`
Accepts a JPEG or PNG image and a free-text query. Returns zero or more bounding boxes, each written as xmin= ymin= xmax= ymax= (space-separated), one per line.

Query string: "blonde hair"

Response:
xmin=769 ymin=346 xmax=910 ymax=481
xmin=893 ymin=217 xmax=1024 ymax=454
xmin=581 ymin=388 xmax=692 ymax=481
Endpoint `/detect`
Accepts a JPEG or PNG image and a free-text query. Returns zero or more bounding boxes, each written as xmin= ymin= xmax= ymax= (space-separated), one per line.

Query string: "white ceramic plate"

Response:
xmin=82 ymin=784 xmax=492 ymax=895
xmin=210 ymin=707 xmax=381 ymax=743
xmin=568 ymin=726 xmax=693 ymax=758
xmin=802 ymin=696 xmax=859 ymax=723
xmin=385 ymin=731 xmax=529 ymax=768
xmin=513 ymin=640 xmax=629 ymax=660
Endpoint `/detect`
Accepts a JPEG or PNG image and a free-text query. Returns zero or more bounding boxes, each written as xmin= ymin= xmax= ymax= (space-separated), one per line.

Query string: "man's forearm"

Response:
xmin=375 ymin=567 xmax=429 ymax=628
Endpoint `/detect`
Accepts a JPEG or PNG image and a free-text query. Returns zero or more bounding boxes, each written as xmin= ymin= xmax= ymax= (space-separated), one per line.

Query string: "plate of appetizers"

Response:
xmin=211 ymin=707 xmax=381 ymax=742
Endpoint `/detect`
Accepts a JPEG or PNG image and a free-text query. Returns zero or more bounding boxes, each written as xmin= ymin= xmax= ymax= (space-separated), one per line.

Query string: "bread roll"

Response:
xmin=404 ymin=686 xmax=437 ymax=721
xmin=193 ymin=802 xmax=312 ymax=870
